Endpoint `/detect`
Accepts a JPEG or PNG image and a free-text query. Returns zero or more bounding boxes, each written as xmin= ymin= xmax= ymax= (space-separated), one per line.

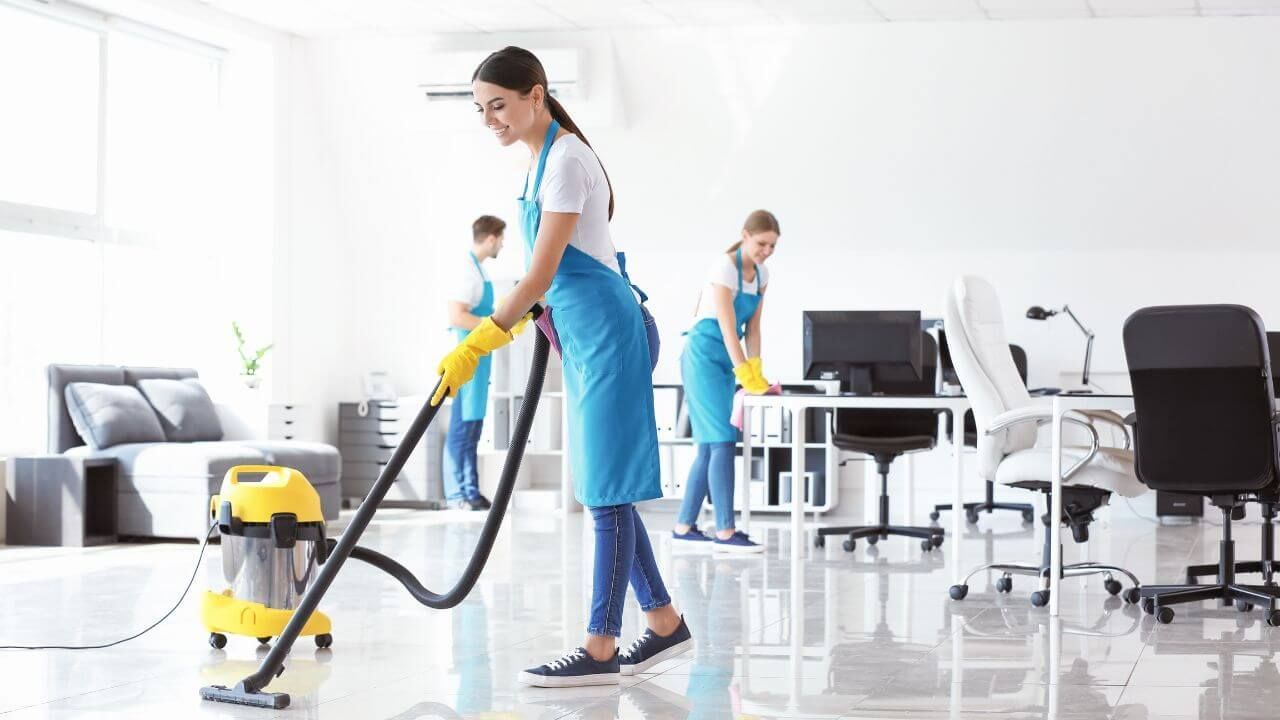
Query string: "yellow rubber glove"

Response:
xmin=747 ymin=357 xmax=771 ymax=387
xmin=431 ymin=317 xmax=513 ymax=406
xmin=734 ymin=360 xmax=771 ymax=395
xmin=510 ymin=310 xmax=534 ymax=337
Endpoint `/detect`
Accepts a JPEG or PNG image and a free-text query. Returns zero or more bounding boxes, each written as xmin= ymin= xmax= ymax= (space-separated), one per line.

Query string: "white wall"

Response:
xmin=279 ymin=17 xmax=1280 ymax=513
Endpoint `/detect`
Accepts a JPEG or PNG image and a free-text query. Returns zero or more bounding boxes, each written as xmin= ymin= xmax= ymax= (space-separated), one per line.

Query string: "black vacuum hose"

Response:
xmin=335 ymin=326 xmax=550 ymax=608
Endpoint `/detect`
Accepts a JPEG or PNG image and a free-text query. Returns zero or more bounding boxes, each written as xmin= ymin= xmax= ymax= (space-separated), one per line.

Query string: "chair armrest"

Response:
xmin=1074 ymin=410 xmax=1131 ymax=449
xmin=984 ymin=406 xmax=1100 ymax=481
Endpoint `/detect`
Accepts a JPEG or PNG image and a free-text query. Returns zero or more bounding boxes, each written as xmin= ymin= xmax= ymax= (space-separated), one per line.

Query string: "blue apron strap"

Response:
xmin=521 ymin=120 xmax=561 ymax=201
xmin=615 ymin=252 xmax=649 ymax=304
xmin=735 ymin=247 xmax=745 ymax=294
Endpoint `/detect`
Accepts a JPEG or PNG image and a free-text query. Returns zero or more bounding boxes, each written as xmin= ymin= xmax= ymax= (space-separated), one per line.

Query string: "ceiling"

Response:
xmin=203 ymin=0 xmax=1280 ymax=36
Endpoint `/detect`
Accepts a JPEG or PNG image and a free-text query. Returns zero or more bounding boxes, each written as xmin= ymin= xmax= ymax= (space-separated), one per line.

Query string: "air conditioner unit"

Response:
xmin=420 ymin=48 xmax=581 ymax=103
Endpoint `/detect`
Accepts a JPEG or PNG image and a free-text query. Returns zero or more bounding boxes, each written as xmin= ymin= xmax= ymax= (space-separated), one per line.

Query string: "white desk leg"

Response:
xmin=741 ymin=404 xmax=753 ymax=534
xmin=790 ymin=406 xmax=806 ymax=713
xmin=951 ymin=404 xmax=965 ymax=585
xmin=950 ymin=611 xmax=964 ymax=720
xmin=1049 ymin=398 xmax=1064 ymax=619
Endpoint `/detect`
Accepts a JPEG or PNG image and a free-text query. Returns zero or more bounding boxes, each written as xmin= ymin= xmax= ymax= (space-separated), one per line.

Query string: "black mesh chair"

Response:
xmin=931 ymin=340 xmax=1036 ymax=526
xmin=814 ymin=332 xmax=946 ymax=554
xmin=1123 ymin=305 xmax=1280 ymax=625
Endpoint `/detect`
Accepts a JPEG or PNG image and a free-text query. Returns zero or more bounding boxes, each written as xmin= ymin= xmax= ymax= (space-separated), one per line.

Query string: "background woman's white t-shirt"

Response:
xmin=533 ymin=133 xmax=620 ymax=274
xmin=691 ymin=254 xmax=769 ymax=325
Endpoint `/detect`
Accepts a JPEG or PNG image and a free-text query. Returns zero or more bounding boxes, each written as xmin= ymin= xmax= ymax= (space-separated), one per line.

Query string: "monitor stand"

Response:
xmin=845 ymin=365 xmax=873 ymax=396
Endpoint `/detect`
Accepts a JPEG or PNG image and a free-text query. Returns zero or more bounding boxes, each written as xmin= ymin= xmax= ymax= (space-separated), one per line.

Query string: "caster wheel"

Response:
xmin=842 ymin=539 xmax=856 ymax=553
xmin=1030 ymin=590 xmax=1050 ymax=608
xmin=949 ymin=584 xmax=969 ymax=600
xmin=1021 ymin=509 xmax=1035 ymax=524
xmin=257 ymin=636 xmax=271 ymax=645
xmin=965 ymin=510 xmax=980 ymax=525
xmin=1104 ymin=579 xmax=1123 ymax=596
xmin=931 ymin=534 xmax=944 ymax=548
xmin=929 ymin=510 xmax=941 ymax=521
xmin=866 ymin=536 xmax=879 ymax=546
xmin=814 ymin=535 xmax=825 ymax=549
xmin=1141 ymin=597 xmax=1155 ymax=615
xmin=1123 ymin=587 xmax=1141 ymax=605
xmin=995 ymin=576 xmax=1013 ymax=593
xmin=1156 ymin=606 xmax=1175 ymax=625
xmin=1267 ymin=610 xmax=1280 ymax=628
xmin=1236 ymin=599 xmax=1255 ymax=613
xmin=920 ymin=540 xmax=932 ymax=552
xmin=209 ymin=633 xmax=227 ymax=650
xmin=315 ymin=633 xmax=333 ymax=649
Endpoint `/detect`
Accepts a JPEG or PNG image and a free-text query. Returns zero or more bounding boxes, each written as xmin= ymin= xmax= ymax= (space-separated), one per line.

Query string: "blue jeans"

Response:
xmin=677 ymin=442 xmax=736 ymax=532
xmin=588 ymin=504 xmax=672 ymax=637
xmin=444 ymin=408 xmax=483 ymax=502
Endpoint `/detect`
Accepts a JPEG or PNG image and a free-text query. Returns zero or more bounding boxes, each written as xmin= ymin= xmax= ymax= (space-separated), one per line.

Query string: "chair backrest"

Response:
xmin=1123 ymin=305 xmax=1277 ymax=495
xmin=1269 ymin=332 xmax=1280 ymax=399
xmin=834 ymin=332 xmax=940 ymax=439
xmin=943 ymin=276 xmax=1037 ymax=480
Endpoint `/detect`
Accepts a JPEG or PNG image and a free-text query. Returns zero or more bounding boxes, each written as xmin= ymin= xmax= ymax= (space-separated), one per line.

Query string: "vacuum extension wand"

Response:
xmin=202 ymin=306 xmax=550 ymax=709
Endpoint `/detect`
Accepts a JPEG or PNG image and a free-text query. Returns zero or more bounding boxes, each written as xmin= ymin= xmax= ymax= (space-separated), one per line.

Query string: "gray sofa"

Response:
xmin=48 ymin=365 xmax=341 ymax=540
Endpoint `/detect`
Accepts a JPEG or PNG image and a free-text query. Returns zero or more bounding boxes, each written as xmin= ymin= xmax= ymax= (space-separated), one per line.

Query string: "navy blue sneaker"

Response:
xmin=519 ymin=648 xmax=620 ymax=688
xmin=619 ymin=616 xmax=694 ymax=676
xmin=672 ymin=525 xmax=713 ymax=543
xmin=713 ymin=531 xmax=763 ymax=554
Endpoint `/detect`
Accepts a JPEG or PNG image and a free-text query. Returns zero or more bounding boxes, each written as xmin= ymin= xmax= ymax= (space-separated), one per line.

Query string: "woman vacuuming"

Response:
xmin=431 ymin=46 xmax=693 ymax=688
xmin=672 ymin=211 xmax=780 ymax=554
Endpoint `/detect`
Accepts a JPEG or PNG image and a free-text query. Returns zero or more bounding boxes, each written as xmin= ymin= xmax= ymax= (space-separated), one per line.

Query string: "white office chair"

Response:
xmin=944 ymin=275 xmax=1146 ymax=607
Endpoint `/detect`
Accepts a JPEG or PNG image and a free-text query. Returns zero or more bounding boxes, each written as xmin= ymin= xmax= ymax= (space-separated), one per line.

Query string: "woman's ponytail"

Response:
xmin=546 ymin=94 xmax=614 ymax=220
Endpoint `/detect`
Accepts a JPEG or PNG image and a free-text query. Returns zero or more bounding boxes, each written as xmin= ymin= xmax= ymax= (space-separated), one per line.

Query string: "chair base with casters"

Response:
xmin=1139 ymin=500 xmax=1280 ymax=626
xmin=813 ymin=456 xmax=945 ymax=554
xmin=930 ymin=479 xmax=1035 ymax=526
xmin=948 ymin=485 xmax=1143 ymax=607
xmin=1182 ymin=502 xmax=1276 ymax=588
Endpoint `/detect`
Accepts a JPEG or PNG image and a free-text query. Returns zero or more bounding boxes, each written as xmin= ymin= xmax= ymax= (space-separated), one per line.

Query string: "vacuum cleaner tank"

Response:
xmin=222 ymin=535 xmax=321 ymax=610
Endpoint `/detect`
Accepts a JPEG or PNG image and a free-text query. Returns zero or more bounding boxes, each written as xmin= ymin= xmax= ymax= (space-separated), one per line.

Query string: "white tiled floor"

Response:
xmin=1 ymin=504 xmax=1279 ymax=718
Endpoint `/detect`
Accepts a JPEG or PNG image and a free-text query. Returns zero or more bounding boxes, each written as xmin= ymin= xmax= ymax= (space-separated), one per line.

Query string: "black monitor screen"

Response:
xmin=803 ymin=311 xmax=923 ymax=394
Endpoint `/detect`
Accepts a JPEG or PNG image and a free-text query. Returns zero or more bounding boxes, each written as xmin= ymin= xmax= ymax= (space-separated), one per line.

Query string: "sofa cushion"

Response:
xmin=64 ymin=383 xmax=166 ymax=450
xmin=241 ymin=441 xmax=341 ymax=486
xmin=137 ymin=378 xmax=223 ymax=442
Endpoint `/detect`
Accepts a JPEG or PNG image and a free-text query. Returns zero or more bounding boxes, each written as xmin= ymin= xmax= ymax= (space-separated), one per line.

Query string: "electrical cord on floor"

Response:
xmin=0 ymin=522 xmax=217 ymax=650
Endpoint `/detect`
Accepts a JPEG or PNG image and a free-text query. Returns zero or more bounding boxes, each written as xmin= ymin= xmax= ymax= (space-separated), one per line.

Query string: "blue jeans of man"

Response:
xmin=588 ymin=504 xmax=672 ymax=637
xmin=676 ymin=442 xmax=736 ymax=532
xmin=444 ymin=407 xmax=483 ymax=502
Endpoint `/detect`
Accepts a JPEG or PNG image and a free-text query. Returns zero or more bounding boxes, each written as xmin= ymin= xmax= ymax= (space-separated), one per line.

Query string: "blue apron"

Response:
xmin=680 ymin=249 xmax=762 ymax=443
xmin=519 ymin=120 xmax=661 ymax=507
xmin=451 ymin=252 xmax=495 ymax=422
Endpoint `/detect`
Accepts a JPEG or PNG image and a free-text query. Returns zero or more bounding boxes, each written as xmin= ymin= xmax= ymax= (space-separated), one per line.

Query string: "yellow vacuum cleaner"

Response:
xmin=202 ymin=465 xmax=334 ymax=651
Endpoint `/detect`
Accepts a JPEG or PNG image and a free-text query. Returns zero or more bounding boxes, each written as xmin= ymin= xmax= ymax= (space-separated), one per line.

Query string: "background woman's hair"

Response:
xmin=473 ymin=46 xmax=614 ymax=220
xmin=728 ymin=209 xmax=782 ymax=252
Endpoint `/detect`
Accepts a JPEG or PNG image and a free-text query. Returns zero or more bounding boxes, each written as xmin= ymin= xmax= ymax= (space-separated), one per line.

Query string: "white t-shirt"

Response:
xmin=532 ymin=133 xmax=620 ymax=274
xmin=692 ymin=254 xmax=769 ymax=324
xmin=447 ymin=252 xmax=490 ymax=309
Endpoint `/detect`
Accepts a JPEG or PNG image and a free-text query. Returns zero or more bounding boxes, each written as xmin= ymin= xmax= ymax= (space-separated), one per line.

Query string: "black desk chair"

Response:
xmin=931 ymin=338 xmax=1036 ymax=526
xmin=814 ymin=332 xmax=946 ymax=554
xmin=1123 ymin=304 xmax=1280 ymax=625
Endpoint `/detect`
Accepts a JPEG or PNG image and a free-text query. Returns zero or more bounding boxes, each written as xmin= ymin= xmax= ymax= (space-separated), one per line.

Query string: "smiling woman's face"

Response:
xmin=473 ymin=80 xmax=542 ymax=147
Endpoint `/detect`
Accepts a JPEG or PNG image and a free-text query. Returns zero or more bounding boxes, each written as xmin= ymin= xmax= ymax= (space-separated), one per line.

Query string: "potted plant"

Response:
xmin=232 ymin=321 xmax=273 ymax=389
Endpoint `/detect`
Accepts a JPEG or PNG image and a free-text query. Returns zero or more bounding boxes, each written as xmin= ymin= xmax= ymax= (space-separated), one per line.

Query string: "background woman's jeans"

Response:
xmin=677 ymin=442 xmax=736 ymax=531
xmin=588 ymin=504 xmax=672 ymax=637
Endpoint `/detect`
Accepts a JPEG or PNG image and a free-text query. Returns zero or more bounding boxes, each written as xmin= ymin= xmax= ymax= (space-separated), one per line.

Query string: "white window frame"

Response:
xmin=0 ymin=0 xmax=227 ymax=243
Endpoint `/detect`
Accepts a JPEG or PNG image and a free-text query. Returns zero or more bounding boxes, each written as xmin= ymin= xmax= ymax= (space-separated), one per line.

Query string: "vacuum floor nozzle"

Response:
xmin=199 ymin=683 xmax=290 ymax=709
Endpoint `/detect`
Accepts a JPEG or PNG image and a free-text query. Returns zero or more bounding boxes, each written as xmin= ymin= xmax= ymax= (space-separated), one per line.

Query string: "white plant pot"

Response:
xmin=240 ymin=374 xmax=262 ymax=390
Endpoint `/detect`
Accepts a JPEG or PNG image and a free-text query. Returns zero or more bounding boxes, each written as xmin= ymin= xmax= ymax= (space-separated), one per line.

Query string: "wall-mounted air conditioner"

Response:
xmin=419 ymin=48 xmax=581 ymax=103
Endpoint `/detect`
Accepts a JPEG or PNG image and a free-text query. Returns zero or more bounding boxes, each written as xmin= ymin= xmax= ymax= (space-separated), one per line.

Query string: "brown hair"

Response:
xmin=472 ymin=46 xmax=614 ymax=220
xmin=727 ymin=209 xmax=781 ymax=252
xmin=472 ymin=215 xmax=506 ymax=243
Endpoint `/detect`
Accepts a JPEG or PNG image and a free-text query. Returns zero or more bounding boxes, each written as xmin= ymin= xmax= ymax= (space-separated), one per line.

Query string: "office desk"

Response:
xmin=740 ymin=393 xmax=971 ymax=583
xmin=1046 ymin=393 xmax=1134 ymax=618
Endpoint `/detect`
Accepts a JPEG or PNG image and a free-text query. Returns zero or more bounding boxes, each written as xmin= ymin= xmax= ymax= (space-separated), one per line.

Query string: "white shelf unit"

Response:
xmin=655 ymin=384 xmax=839 ymax=515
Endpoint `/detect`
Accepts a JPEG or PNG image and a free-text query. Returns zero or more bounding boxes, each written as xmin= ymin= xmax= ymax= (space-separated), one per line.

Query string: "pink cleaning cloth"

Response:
xmin=730 ymin=383 xmax=783 ymax=430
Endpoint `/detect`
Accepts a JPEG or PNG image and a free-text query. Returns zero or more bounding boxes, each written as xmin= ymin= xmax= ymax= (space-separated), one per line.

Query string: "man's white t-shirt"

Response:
xmin=533 ymin=133 xmax=620 ymax=274
xmin=691 ymin=254 xmax=769 ymax=325
xmin=447 ymin=252 xmax=490 ymax=310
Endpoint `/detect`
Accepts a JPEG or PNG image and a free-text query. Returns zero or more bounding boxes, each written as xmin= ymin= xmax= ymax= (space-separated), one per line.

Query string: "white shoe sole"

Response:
xmin=620 ymin=637 xmax=695 ymax=676
xmin=713 ymin=543 xmax=764 ymax=554
xmin=517 ymin=671 xmax=620 ymax=688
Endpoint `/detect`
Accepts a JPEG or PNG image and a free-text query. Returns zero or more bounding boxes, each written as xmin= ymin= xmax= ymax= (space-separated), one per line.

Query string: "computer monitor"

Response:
xmin=803 ymin=311 xmax=923 ymax=394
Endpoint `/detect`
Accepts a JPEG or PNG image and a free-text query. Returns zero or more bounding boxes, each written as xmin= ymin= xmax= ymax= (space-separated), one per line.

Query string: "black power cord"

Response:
xmin=0 ymin=522 xmax=217 ymax=650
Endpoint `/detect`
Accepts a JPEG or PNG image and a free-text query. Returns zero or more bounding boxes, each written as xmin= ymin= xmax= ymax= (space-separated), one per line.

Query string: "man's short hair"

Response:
xmin=472 ymin=215 xmax=506 ymax=243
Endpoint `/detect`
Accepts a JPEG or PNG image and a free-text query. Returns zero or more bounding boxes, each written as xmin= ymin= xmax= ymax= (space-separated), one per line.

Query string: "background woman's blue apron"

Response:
xmin=452 ymin=252 xmax=495 ymax=422
xmin=519 ymin=121 xmax=660 ymax=507
xmin=680 ymin=249 xmax=761 ymax=443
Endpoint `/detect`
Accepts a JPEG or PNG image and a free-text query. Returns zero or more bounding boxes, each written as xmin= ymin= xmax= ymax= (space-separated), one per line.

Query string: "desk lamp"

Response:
xmin=1026 ymin=304 xmax=1094 ymax=390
